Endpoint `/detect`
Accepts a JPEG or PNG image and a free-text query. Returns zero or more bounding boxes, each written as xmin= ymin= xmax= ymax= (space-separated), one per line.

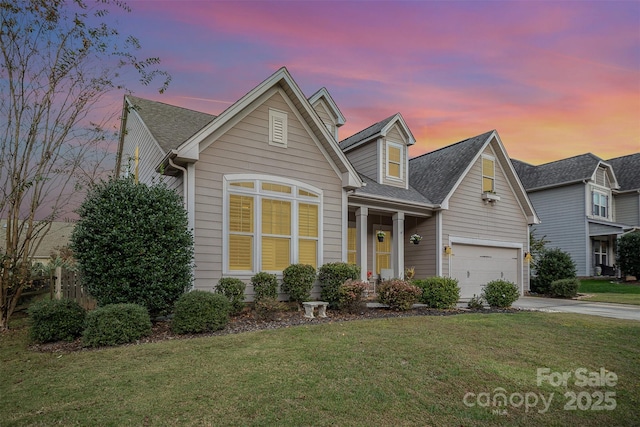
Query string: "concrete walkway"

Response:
xmin=511 ymin=296 xmax=640 ymax=322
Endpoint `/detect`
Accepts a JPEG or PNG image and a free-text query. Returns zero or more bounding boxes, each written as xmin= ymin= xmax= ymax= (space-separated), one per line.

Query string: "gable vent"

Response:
xmin=269 ymin=109 xmax=288 ymax=147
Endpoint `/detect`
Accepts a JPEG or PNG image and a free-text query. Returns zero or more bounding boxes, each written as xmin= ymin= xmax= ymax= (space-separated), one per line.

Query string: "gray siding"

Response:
xmin=346 ymin=142 xmax=378 ymax=180
xmin=529 ymin=183 xmax=588 ymax=275
xmin=122 ymin=110 xmax=183 ymax=195
xmin=614 ymin=193 xmax=640 ymax=226
xmin=404 ymin=216 xmax=437 ymax=278
xmin=192 ymin=91 xmax=344 ymax=299
xmin=442 ymin=145 xmax=530 ymax=289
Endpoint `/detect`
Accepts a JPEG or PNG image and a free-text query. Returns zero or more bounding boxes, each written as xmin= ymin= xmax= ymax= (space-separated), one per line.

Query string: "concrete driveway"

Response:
xmin=512 ymin=296 xmax=640 ymax=322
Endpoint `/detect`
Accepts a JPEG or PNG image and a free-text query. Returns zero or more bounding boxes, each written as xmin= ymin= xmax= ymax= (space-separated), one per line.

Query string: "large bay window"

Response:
xmin=225 ymin=176 xmax=321 ymax=273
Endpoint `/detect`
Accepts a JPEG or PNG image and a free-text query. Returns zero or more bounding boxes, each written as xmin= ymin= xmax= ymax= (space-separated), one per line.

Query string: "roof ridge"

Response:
xmin=127 ymin=95 xmax=217 ymax=118
xmin=409 ymin=129 xmax=494 ymax=161
xmin=339 ymin=113 xmax=397 ymax=145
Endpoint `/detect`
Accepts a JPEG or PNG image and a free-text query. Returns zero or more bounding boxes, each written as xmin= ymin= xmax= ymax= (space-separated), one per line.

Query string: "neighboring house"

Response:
xmin=513 ymin=153 xmax=638 ymax=277
xmin=116 ymin=67 xmax=538 ymax=300
xmin=0 ymin=220 xmax=74 ymax=265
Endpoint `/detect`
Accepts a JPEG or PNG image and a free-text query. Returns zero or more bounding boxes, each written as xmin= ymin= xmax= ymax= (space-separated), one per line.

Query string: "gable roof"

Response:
xmin=512 ymin=153 xmax=618 ymax=191
xmin=126 ymin=96 xmax=216 ymax=153
xmin=607 ymin=153 xmax=640 ymax=192
xmin=339 ymin=113 xmax=415 ymax=151
xmin=409 ymin=130 xmax=539 ymax=223
xmin=308 ymin=87 xmax=346 ymax=127
xmin=409 ymin=131 xmax=493 ymax=205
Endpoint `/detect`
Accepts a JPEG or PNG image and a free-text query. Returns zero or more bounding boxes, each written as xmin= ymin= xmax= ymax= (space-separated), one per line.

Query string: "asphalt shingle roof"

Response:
xmin=127 ymin=95 xmax=216 ymax=153
xmin=339 ymin=114 xmax=397 ymax=150
xmin=353 ymin=174 xmax=433 ymax=205
xmin=409 ymin=131 xmax=494 ymax=204
xmin=607 ymin=153 xmax=640 ymax=191
xmin=511 ymin=153 xmax=603 ymax=190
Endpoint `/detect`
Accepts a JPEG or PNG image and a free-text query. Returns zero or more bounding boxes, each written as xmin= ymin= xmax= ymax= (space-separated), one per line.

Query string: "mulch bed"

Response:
xmin=29 ymin=305 xmax=520 ymax=354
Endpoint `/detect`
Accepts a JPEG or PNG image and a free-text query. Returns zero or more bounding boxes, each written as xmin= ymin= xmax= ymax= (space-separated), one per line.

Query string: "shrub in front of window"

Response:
xmin=617 ymin=231 xmax=640 ymax=279
xmin=318 ymin=262 xmax=361 ymax=307
xmin=281 ymin=264 xmax=317 ymax=304
xmin=482 ymin=280 xmax=520 ymax=308
xmin=251 ymin=272 xmax=279 ymax=301
xmin=377 ymin=279 xmax=421 ymax=311
xmin=215 ymin=277 xmax=246 ymax=315
xmin=72 ymin=177 xmax=194 ymax=317
xmin=413 ymin=277 xmax=460 ymax=309
xmin=549 ymin=278 xmax=580 ymax=298
xmin=171 ymin=290 xmax=230 ymax=334
xmin=82 ymin=303 xmax=152 ymax=347
xmin=29 ymin=299 xmax=86 ymax=343
xmin=531 ymin=248 xmax=577 ymax=294
xmin=337 ymin=279 xmax=368 ymax=313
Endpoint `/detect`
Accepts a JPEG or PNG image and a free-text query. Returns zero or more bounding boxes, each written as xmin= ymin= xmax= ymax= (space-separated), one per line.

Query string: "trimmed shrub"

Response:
xmin=549 ymin=278 xmax=580 ymax=298
xmin=531 ymin=248 xmax=576 ymax=294
xmin=82 ymin=304 xmax=152 ymax=347
xmin=215 ymin=278 xmax=246 ymax=315
xmin=318 ymin=262 xmax=361 ymax=307
xmin=72 ymin=177 xmax=194 ymax=317
xmin=281 ymin=264 xmax=317 ymax=304
xmin=251 ymin=272 xmax=278 ymax=301
xmin=254 ymin=297 xmax=287 ymax=321
xmin=617 ymin=231 xmax=640 ymax=279
xmin=171 ymin=291 xmax=230 ymax=334
xmin=29 ymin=299 xmax=86 ymax=343
xmin=338 ymin=280 xmax=368 ymax=313
xmin=413 ymin=277 xmax=460 ymax=309
xmin=377 ymin=279 xmax=421 ymax=311
xmin=467 ymin=294 xmax=485 ymax=310
xmin=482 ymin=280 xmax=520 ymax=308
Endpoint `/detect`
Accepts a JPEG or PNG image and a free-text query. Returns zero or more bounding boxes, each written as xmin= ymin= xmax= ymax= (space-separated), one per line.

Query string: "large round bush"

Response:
xmin=82 ymin=303 xmax=152 ymax=347
xmin=318 ymin=262 xmax=360 ymax=307
xmin=281 ymin=264 xmax=317 ymax=303
xmin=617 ymin=231 xmax=640 ymax=279
xmin=29 ymin=299 xmax=86 ymax=343
xmin=413 ymin=277 xmax=460 ymax=309
xmin=251 ymin=272 xmax=279 ymax=301
xmin=72 ymin=177 xmax=194 ymax=317
xmin=171 ymin=291 xmax=230 ymax=334
xmin=531 ymin=248 xmax=576 ymax=295
xmin=482 ymin=280 xmax=520 ymax=308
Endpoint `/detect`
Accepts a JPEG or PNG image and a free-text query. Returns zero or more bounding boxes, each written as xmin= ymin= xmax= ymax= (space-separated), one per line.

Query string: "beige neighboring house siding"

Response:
xmin=122 ymin=110 xmax=183 ymax=195
xmin=192 ymin=91 xmax=344 ymax=292
xmin=1 ymin=220 xmax=74 ymax=263
xmin=404 ymin=216 xmax=437 ymax=278
xmin=441 ymin=145 xmax=529 ymax=288
xmin=381 ymin=125 xmax=407 ymax=188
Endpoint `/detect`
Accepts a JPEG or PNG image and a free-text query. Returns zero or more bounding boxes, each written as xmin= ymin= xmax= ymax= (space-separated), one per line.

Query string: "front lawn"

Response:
xmin=579 ymin=279 xmax=640 ymax=305
xmin=2 ymin=312 xmax=639 ymax=426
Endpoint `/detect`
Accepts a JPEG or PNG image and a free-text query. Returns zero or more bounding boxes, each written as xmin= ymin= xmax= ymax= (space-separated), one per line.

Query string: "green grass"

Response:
xmin=1 ymin=312 xmax=639 ymax=426
xmin=579 ymin=279 xmax=640 ymax=305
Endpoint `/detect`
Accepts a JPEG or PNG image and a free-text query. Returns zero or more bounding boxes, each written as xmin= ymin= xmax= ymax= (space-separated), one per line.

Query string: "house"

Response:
xmin=116 ymin=67 xmax=538 ymax=300
xmin=0 ymin=220 xmax=74 ymax=265
xmin=512 ymin=153 xmax=638 ymax=277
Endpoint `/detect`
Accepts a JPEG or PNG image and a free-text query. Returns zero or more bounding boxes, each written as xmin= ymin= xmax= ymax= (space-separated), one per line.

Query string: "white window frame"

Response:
xmin=385 ymin=140 xmax=403 ymax=181
xmin=591 ymin=188 xmax=610 ymax=219
xmin=269 ymin=108 xmax=288 ymax=148
xmin=593 ymin=240 xmax=608 ymax=266
xmin=481 ymin=154 xmax=496 ymax=193
xmin=223 ymin=175 xmax=322 ymax=275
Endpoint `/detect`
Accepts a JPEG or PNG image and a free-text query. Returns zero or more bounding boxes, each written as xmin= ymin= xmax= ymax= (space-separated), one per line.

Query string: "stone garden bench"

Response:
xmin=302 ymin=301 xmax=329 ymax=319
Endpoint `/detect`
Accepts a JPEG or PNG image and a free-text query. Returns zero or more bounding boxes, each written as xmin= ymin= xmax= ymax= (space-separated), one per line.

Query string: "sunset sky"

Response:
xmin=114 ymin=0 xmax=639 ymax=165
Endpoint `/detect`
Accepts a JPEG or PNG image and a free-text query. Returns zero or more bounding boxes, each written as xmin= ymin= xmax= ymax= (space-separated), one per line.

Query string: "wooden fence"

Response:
xmin=58 ymin=268 xmax=97 ymax=310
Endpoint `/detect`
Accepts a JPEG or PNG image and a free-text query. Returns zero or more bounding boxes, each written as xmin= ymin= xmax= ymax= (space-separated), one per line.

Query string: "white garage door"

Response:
xmin=450 ymin=245 xmax=519 ymax=299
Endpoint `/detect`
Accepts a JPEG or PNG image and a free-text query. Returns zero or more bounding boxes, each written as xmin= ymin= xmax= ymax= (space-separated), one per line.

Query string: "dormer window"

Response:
xmin=386 ymin=141 xmax=403 ymax=180
xmin=482 ymin=155 xmax=495 ymax=192
xmin=592 ymin=191 xmax=609 ymax=218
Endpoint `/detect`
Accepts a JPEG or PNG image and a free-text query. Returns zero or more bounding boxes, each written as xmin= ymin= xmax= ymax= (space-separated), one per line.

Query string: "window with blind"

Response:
xmin=482 ymin=156 xmax=495 ymax=193
xmin=225 ymin=177 xmax=321 ymax=273
xmin=347 ymin=226 xmax=356 ymax=265
xmin=386 ymin=141 xmax=402 ymax=179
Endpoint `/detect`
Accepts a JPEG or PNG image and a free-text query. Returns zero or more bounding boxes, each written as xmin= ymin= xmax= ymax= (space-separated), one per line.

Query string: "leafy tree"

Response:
xmin=72 ymin=177 xmax=193 ymax=317
xmin=531 ymin=248 xmax=576 ymax=294
xmin=617 ymin=231 xmax=640 ymax=279
xmin=0 ymin=0 xmax=170 ymax=329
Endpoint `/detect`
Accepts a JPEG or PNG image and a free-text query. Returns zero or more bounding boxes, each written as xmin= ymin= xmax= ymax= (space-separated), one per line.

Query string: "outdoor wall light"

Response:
xmin=444 ymin=245 xmax=452 ymax=255
xmin=524 ymin=252 xmax=532 ymax=262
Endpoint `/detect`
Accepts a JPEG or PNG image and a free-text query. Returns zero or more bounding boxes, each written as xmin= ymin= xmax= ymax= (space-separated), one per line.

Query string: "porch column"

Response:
xmin=393 ymin=212 xmax=405 ymax=279
xmin=356 ymin=207 xmax=368 ymax=281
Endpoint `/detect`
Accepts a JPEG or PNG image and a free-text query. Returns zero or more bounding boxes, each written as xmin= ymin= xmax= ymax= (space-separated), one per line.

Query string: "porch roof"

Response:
xmin=351 ymin=174 xmax=433 ymax=206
